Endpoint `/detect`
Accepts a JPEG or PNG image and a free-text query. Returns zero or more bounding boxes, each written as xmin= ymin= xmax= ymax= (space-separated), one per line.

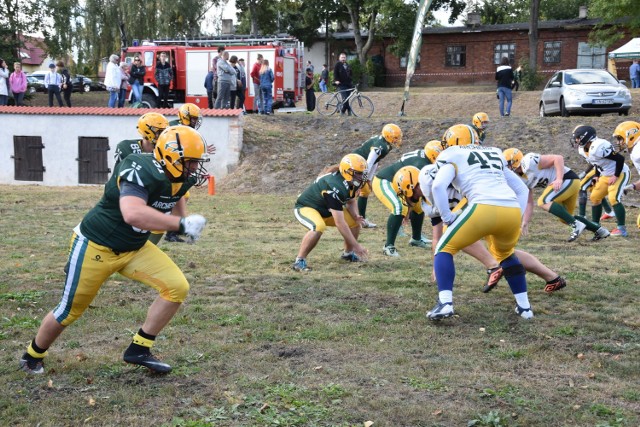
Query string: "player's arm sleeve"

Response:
xmin=119 ymin=181 xmax=149 ymax=203
xmin=504 ymin=168 xmax=529 ymax=214
xmin=323 ymin=192 xmax=344 ymax=211
xmin=366 ymin=149 xmax=380 ymax=172
xmin=432 ymin=164 xmax=456 ymax=219
xmin=604 ymin=152 xmax=625 ymax=176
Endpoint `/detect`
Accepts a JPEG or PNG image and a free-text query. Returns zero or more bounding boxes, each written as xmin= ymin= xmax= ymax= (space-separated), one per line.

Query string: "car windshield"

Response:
xmin=565 ymin=71 xmax=618 ymax=85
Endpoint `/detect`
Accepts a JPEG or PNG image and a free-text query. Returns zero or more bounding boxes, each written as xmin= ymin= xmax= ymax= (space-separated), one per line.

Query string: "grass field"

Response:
xmin=0 ymin=185 xmax=638 ymax=427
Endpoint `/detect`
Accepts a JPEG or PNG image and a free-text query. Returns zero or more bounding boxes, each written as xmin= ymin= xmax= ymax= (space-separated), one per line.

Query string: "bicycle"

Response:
xmin=316 ymin=85 xmax=374 ymax=117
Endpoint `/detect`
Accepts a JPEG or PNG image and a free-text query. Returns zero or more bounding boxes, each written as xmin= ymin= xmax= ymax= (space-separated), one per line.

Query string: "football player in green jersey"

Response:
xmin=292 ymin=154 xmax=369 ymax=271
xmin=352 ymin=123 xmax=403 ymax=228
xmin=471 ymin=112 xmax=490 ymax=143
xmin=114 ymin=112 xmax=168 ymax=167
xmin=19 ymin=126 xmax=210 ymax=375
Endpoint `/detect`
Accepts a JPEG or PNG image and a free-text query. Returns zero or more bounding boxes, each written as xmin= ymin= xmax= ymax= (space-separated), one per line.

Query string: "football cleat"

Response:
xmin=567 ymin=221 xmax=586 ymax=242
xmin=292 ymin=258 xmax=312 ymax=272
xmin=482 ymin=266 xmax=503 ymax=293
xmin=426 ymin=299 xmax=454 ymax=321
xmin=382 ymin=244 xmax=400 ymax=257
xmin=123 ymin=351 xmax=172 ymax=374
xmin=361 ymin=218 xmax=377 ymax=228
xmin=610 ymin=226 xmax=628 ymax=237
xmin=515 ymin=305 xmax=534 ymax=319
xmin=341 ymin=251 xmax=362 ymax=262
xmin=409 ymin=237 xmax=430 ymax=248
xmin=19 ymin=353 xmax=45 ymax=374
xmin=592 ymin=226 xmax=610 ymax=241
xmin=600 ymin=212 xmax=616 ymax=221
xmin=544 ymin=276 xmax=567 ymax=294
xmin=396 ymin=227 xmax=408 ymax=237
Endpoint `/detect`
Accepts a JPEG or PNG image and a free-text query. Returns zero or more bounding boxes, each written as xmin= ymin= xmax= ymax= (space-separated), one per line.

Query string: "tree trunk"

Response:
xmin=250 ymin=3 xmax=259 ymax=35
xmin=346 ymin=2 xmax=377 ymax=88
xmin=528 ymin=0 xmax=540 ymax=70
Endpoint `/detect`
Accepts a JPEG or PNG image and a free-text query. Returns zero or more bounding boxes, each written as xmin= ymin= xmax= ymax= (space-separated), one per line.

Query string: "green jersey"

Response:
xmin=376 ymin=149 xmax=431 ymax=181
xmin=114 ymin=139 xmax=143 ymax=167
xmin=80 ymin=153 xmax=193 ymax=252
xmin=295 ymin=171 xmax=356 ymax=217
xmin=352 ymin=135 xmax=392 ymax=167
xmin=472 ymin=125 xmax=486 ymax=143
xmin=168 ymin=119 xmax=180 ymax=126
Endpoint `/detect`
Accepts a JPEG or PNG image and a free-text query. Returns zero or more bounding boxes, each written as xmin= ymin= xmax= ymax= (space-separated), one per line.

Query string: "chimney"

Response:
xmin=467 ymin=12 xmax=481 ymax=27
xmin=579 ymin=6 xmax=588 ymax=19
xmin=221 ymin=19 xmax=234 ymax=35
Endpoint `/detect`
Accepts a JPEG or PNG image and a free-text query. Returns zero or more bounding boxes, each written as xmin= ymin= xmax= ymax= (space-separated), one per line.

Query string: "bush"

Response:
xmin=517 ymin=58 xmax=545 ymax=91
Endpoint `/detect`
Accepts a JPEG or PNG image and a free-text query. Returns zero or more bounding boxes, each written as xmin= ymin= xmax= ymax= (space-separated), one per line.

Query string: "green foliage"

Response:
xmin=589 ymin=0 xmax=640 ymax=46
xmin=479 ymin=0 xmax=589 ymax=25
xmin=348 ymin=58 xmax=365 ymax=86
xmin=468 ymin=410 xmax=507 ymax=427
xmin=517 ymin=57 xmax=545 ymax=91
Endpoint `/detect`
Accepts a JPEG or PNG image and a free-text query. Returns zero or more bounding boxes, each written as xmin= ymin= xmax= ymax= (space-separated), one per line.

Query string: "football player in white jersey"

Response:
xmin=395 ymin=164 xmax=567 ymax=295
xmin=503 ymin=149 xmax=608 ymax=242
xmin=424 ymin=124 xmax=533 ymax=320
xmin=612 ymin=121 xmax=640 ymax=227
xmin=572 ymin=125 xmax=630 ymax=237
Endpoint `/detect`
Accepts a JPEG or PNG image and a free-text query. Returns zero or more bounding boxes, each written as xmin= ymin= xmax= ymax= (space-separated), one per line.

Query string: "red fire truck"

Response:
xmin=121 ymin=35 xmax=304 ymax=110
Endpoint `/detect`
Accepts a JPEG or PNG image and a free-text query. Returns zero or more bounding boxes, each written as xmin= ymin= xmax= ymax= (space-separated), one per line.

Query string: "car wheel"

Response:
xmin=539 ymin=103 xmax=546 ymax=117
xmin=141 ymin=93 xmax=158 ymax=108
xmin=83 ymin=84 xmax=90 ymax=93
xmin=560 ymin=98 xmax=569 ymax=117
xmin=619 ymin=109 xmax=629 ymax=116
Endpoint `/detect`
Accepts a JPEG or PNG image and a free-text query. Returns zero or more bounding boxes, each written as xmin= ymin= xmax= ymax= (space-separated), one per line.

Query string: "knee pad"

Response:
xmin=162 ymin=279 xmax=190 ymax=303
xmin=500 ymin=255 xmax=526 ymax=278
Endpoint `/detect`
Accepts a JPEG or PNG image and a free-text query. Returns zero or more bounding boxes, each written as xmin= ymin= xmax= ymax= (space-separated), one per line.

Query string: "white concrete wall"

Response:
xmin=0 ymin=112 xmax=243 ymax=186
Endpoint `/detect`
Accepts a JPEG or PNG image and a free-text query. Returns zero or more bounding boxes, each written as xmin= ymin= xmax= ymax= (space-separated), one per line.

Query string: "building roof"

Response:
xmin=18 ymin=36 xmax=48 ymax=66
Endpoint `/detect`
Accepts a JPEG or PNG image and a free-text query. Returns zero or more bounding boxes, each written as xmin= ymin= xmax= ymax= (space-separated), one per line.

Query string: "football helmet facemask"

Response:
xmin=424 ymin=140 xmax=443 ymax=163
xmin=137 ymin=112 xmax=169 ymax=144
xmin=612 ymin=121 xmax=640 ymax=152
xmin=381 ymin=123 xmax=403 ymax=148
xmin=178 ymin=103 xmax=203 ymax=129
xmin=393 ymin=166 xmax=421 ymax=207
xmin=472 ymin=112 xmax=490 ymax=130
xmin=503 ymin=148 xmax=523 ymax=172
xmin=571 ymin=125 xmax=597 ymax=148
xmin=339 ymin=153 xmax=367 ymax=188
xmin=442 ymin=124 xmax=480 ymax=149
xmin=154 ymin=126 xmax=210 ymax=186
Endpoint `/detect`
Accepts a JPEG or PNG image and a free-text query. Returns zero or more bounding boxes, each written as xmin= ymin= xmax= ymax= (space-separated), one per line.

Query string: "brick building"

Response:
xmin=307 ymin=18 xmax=633 ymax=87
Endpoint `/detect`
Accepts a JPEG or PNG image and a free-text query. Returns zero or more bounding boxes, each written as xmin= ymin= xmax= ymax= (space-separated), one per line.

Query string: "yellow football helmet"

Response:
xmin=442 ymin=124 xmax=480 ymax=149
xmin=503 ymin=148 xmax=523 ymax=171
xmin=339 ymin=153 xmax=367 ymax=188
xmin=381 ymin=123 xmax=403 ymax=148
xmin=178 ymin=103 xmax=203 ymax=129
xmin=612 ymin=121 xmax=640 ymax=152
xmin=393 ymin=166 xmax=421 ymax=206
xmin=472 ymin=112 xmax=490 ymax=130
xmin=424 ymin=140 xmax=443 ymax=163
xmin=154 ymin=126 xmax=210 ymax=186
xmin=137 ymin=112 xmax=169 ymax=144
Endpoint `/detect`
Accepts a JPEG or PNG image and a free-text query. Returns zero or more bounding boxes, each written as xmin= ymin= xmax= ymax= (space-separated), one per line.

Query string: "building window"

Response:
xmin=400 ymin=54 xmax=421 ymax=68
xmin=445 ymin=45 xmax=466 ymax=67
xmin=494 ymin=43 xmax=515 ymax=65
xmin=543 ymin=41 xmax=562 ymax=63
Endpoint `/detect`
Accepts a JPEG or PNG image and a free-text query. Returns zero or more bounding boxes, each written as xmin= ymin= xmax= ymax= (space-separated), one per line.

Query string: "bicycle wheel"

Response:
xmin=350 ymin=94 xmax=374 ymax=118
xmin=316 ymin=92 xmax=340 ymax=116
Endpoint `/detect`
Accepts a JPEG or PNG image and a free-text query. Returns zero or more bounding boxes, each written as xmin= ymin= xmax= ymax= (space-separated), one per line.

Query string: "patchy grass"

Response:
xmin=0 ymin=185 xmax=638 ymax=426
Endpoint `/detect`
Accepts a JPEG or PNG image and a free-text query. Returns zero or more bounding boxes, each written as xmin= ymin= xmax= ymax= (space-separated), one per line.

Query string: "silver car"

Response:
xmin=539 ymin=69 xmax=632 ymax=117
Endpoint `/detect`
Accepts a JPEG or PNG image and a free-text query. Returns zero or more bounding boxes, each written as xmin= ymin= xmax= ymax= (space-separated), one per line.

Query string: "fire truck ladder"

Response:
xmin=149 ymin=35 xmax=301 ymax=48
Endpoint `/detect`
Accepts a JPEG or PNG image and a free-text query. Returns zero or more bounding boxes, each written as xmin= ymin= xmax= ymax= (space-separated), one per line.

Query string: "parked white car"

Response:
xmin=539 ymin=69 xmax=632 ymax=117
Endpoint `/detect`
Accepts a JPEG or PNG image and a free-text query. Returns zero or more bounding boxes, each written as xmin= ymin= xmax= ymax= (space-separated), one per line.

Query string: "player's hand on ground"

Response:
xmin=354 ymin=245 xmax=369 ymax=262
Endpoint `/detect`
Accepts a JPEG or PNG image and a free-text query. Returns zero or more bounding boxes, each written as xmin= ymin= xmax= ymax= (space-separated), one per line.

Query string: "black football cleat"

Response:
xmin=123 ymin=351 xmax=172 ymax=374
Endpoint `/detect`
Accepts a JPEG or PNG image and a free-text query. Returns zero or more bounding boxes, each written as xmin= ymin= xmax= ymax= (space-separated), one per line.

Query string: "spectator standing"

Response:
xmin=155 ymin=52 xmax=173 ymax=108
xmin=0 ymin=59 xmax=10 ymax=106
xmin=305 ymin=68 xmax=315 ymax=112
xmin=214 ymin=51 xmax=234 ymax=109
xmin=237 ymin=58 xmax=247 ymax=113
xmin=204 ymin=68 xmax=215 ymax=108
xmin=211 ymin=46 xmax=225 ymax=100
xmin=118 ymin=63 xmax=131 ymax=108
xmin=333 ymin=52 xmax=354 ymax=116
xmin=228 ymin=55 xmax=241 ymax=110
xmin=250 ymin=54 xmax=264 ymax=113
xmin=9 ymin=62 xmax=27 ymax=106
xmin=630 ymin=60 xmax=640 ymax=89
xmin=129 ymin=55 xmax=145 ymax=104
xmin=495 ymin=56 xmax=514 ymax=117
xmin=58 ymin=61 xmax=72 ymax=107
xmin=306 ymin=60 xmax=314 ymax=74
xmin=44 ymin=63 xmax=63 ymax=107
xmin=259 ymin=59 xmax=274 ymax=115
xmin=104 ymin=54 xmax=121 ymax=108
xmin=319 ymin=64 xmax=328 ymax=93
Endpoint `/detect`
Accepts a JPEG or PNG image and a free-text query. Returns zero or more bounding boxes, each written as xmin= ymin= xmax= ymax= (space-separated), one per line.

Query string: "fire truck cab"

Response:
xmin=121 ymin=35 xmax=304 ymax=110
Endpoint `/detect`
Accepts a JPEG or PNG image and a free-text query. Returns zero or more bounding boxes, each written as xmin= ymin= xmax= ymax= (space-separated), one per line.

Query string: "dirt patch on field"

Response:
xmin=221 ymin=88 xmax=640 ymax=194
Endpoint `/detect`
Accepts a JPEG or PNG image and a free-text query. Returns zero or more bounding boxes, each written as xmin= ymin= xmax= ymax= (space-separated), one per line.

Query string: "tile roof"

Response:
xmin=0 ymin=106 xmax=244 ymax=117
xmin=19 ymin=36 xmax=48 ymax=66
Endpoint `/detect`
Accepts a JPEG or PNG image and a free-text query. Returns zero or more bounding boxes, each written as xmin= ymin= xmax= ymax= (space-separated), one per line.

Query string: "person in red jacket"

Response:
xmin=250 ymin=54 xmax=264 ymax=114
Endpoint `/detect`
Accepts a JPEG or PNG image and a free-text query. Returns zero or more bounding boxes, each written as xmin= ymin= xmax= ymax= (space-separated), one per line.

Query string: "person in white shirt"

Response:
xmin=503 ymin=149 xmax=608 ymax=242
xmin=44 ymin=63 xmax=63 ymax=107
xmin=103 ymin=54 xmax=121 ymax=108
xmin=572 ymin=125 xmax=630 ymax=237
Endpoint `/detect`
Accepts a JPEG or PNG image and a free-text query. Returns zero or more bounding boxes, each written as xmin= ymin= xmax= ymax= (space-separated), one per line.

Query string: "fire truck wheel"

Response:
xmin=142 ymin=93 xmax=158 ymax=109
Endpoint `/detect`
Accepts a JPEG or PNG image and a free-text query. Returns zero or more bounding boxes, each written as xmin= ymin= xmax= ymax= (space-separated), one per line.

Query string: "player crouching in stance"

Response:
xmin=503 ymin=148 xmax=608 ymax=242
xmin=19 ymin=126 xmax=210 ymax=375
xmin=425 ymin=124 xmax=533 ymax=320
xmin=612 ymin=121 xmax=640 ymax=228
xmin=292 ymin=154 xmax=369 ymax=271
xmin=572 ymin=125 xmax=630 ymax=237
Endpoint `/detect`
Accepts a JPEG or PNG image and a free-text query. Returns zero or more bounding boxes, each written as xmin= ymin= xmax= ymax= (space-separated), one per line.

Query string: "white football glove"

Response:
xmin=179 ymin=214 xmax=207 ymax=243
xmin=442 ymin=211 xmax=460 ymax=226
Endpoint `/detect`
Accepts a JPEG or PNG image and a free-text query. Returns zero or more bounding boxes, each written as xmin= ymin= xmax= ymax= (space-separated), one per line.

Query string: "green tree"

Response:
xmin=589 ymin=0 xmax=640 ymax=46
xmin=0 ymin=0 xmax=49 ymax=66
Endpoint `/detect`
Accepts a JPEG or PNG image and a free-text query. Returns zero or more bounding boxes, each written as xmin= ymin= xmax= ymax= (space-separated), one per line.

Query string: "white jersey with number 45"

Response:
xmin=436 ymin=145 xmax=520 ymax=208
